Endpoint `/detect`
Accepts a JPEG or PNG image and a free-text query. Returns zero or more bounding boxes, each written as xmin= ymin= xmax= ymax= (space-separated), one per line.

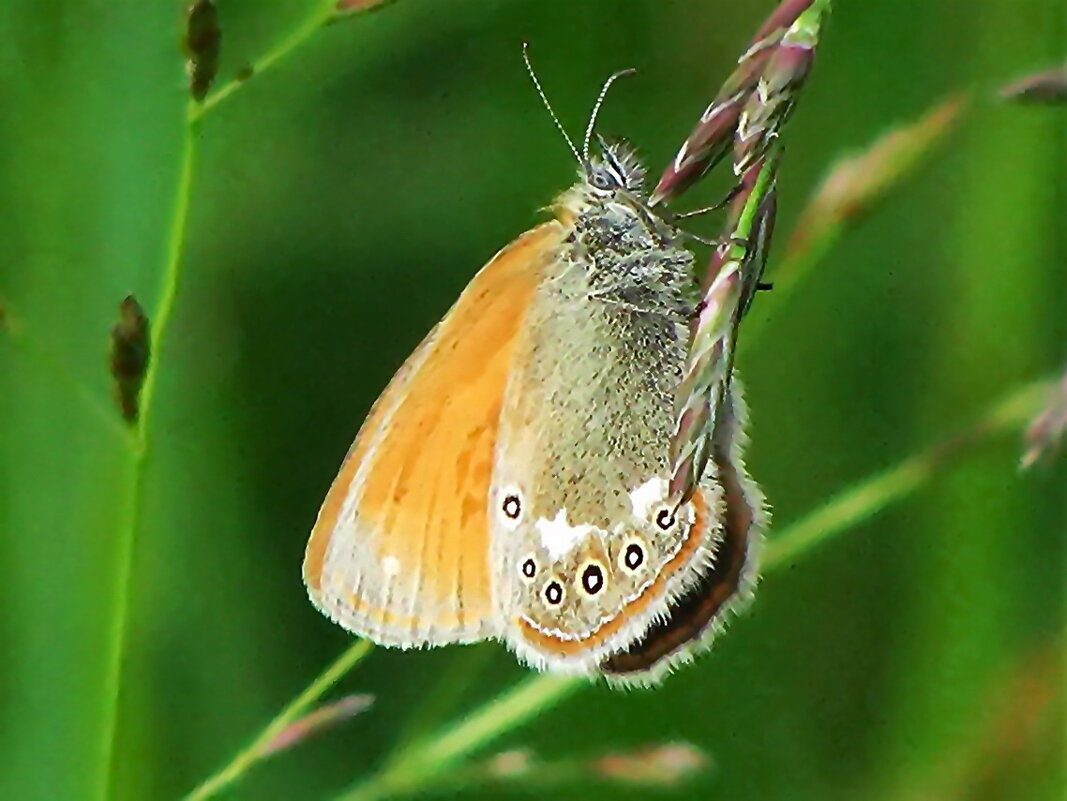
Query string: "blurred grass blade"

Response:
xmin=1021 ymin=366 xmax=1067 ymax=468
xmin=744 ymin=96 xmax=966 ymax=343
xmin=1000 ymin=64 xmax=1067 ymax=104
xmin=338 ymin=674 xmax=582 ymax=801
xmin=589 ymin=741 xmax=708 ymax=787
xmin=457 ymin=741 xmax=707 ymax=792
xmin=103 ymin=0 xmax=411 ymax=788
xmin=785 ymin=96 xmax=966 ymax=264
xmin=386 ymin=645 xmax=496 ymax=757
xmin=764 ymin=380 xmax=1049 ymax=569
xmin=335 ymin=0 xmax=399 ymax=16
xmin=890 ymin=633 xmax=1064 ymax=801
xmin=406 ymin=740 xmax=707 ymax=796
xmin=260 ymin=694 xmax=375 ymax=757
xmin=183 ymin=639 xmax=373 ymax=801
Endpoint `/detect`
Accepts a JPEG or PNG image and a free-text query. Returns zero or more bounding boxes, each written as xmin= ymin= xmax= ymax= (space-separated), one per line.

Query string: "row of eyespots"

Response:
xmin=520 ymin=539 xmax=650 ymax=608
xmin=503 ymin=489 xmax=678 ymax=611
xmin=539 ymin=561 xmax=606 ymax=607
xmin=519 ymin=539 xmax=647 ymax=584
xmin=525 ymin=541 xmax=648 ymax=581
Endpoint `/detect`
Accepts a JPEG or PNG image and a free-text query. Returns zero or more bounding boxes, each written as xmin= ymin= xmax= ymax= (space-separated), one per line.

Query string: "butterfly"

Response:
xmin=303 ymin=51 xmax=766 ymax=685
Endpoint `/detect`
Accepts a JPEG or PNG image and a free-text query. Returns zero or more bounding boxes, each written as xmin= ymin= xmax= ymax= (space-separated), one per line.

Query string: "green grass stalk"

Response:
xmin=184 ymin=640 xmax=374 ymax=801
xmin=191 ymin=0 xmax=341 ymax=120
xmin=338 ymin=674 xmax=582 ymax=801
xmin=99 ymin=103 xmax=200 ymax=801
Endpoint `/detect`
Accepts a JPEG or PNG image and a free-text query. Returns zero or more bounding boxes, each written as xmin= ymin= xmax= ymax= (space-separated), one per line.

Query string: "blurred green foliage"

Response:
xmin=1 ymin=1 xmax=1064 ymax=800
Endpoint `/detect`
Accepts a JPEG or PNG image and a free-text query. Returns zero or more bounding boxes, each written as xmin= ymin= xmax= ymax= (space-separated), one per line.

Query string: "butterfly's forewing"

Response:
xmin=304 ymin=221 xmax=564 ymax=646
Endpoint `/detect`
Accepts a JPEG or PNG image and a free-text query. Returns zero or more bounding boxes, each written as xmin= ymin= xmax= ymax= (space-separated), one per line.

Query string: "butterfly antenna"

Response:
xmin=582 ymin=67 xmax=637 ymax=163
xmin=522 ymin=42 xmax=582 ymax=166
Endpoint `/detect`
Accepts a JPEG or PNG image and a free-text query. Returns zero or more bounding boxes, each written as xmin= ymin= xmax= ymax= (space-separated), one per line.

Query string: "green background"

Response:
xmin=1 ymin=1 xmax=1064 ymax=799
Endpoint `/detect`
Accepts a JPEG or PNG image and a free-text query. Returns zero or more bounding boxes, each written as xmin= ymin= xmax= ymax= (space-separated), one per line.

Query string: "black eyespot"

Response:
xmin=520 ymin=558 xmax=536 ymax=579
xmin=502 ymin=494 xmax=521 ymax=520
xmin=624 ymin=543 xmax=645 ymax=570
xmin=581 ymin=564 xmax=605 ymax=595
xmin=655 ymin=508 xmax=675 ymax=530
xmin=544 ymin=581 xmax=564 ymax=606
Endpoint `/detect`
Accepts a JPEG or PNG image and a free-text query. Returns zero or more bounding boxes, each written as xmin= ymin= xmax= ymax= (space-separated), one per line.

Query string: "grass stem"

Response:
xmin=762 ymin=379 xmax=1047 ymax=570
xmin=184 ymin=640 xmax=374 ymax=801
xmin=338 ymin=674 xmax=582 ymax=801
xmin=98 ymin=102 xmax=200 ymax=801
xmin=102 ymin=1 xmax=400 ymax=791
xmin=191 ymin=0 xmax=340 ymax=120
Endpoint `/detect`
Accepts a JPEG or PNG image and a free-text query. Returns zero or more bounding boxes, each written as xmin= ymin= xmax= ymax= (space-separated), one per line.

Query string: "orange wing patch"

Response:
xmin=305 ymin=221 xmax=564 ymax=646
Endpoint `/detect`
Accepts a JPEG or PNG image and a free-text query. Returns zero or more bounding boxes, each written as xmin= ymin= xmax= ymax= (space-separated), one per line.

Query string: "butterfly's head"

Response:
xmin=584 ymin=138 xmax=646 ymax=197
xmin=522 ymin=44 xmax=644 ymax=199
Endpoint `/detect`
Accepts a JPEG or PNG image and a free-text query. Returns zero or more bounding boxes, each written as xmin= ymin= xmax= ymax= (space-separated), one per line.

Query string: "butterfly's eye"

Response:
xmin=619 ymin=538 xmax=647 ymax=574
xmin=501 ymin=492 xmax=522 ymax=522
xmin=590 ymin=170 xmax=613 ymax=191
xmin=519 ymin=557 xmax=537 ymax=581
xmin=655 ymin=507 xmax=676 ymax=531
xmin=588 ymin=162 xmax=622 ymax=192
xmin=578 ymin=561 xmax=607 ymax=596
xmin=543 ymin=580 xmax=565 ymax=607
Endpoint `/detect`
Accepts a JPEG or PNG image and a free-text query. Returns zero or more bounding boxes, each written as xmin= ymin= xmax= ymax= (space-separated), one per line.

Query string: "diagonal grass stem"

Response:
xmin=99 ymin=102 xmax=200 ymax=800
xmin=184 ymin=640 xmax=374 ymax=801
xmin=338 ymin=674 xmax=582 ymax=801
xmin=762 ymin=380 xmax=1047 ymax=569
xmin=191 ymin=0 xmax=384 ymax=120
